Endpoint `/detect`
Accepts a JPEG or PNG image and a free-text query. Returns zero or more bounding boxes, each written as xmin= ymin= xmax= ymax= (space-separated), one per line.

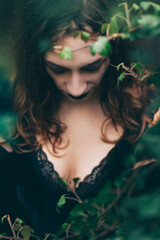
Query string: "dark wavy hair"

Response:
xmin=12 ymin=0 xmax=154 ymax=152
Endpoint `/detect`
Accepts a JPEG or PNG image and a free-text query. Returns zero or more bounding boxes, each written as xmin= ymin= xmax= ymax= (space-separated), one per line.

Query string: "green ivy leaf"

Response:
xmin=111 ymin=12 xmax=125 ymax=31
xmin=111 ymin=12 xmax=124 ymax=23
xmin=72 ymin=177 xmax=80 ymax=188
xmin=140 ymin=1 xmax=160 ymax=12
xmin=14 ymin=224 xmax=23 ymax=231
xmin=16 ymin=218 xmax=24 ymax=225
xmin=60 ymin=177 xmax=68 ymax=186
xmin=21 ymin=225 xmax=35 ymax=240
xmin=90 ymin=36 xmax=111 ymax=57
xmin=57 ymin=223 xmax=70 ymax=236
xmin=74 ymin=31 xmax=80 ymax=38
xmin=0 ymin=233 xmax=7 ymax=237
xmin=118 ymin=72 xmax=125 ymax=82
xmin=116 ymin=62 xmax=124 ymax=71
xmin=130 ymin=14 xmax=160 ymax=38
xmin=101 ymin=23 xmax=108 ymax=34
xmin=137 ymin=15 xmax=160 ymax=27
xmin=59 ymin=46 xmax=73 ymax=60
xmin=131 ymin=62 xmax=144 ymax=76
xmin=109 ymin=21 xmax=119 ymax=35
xmin=1 ymin=215 xmax=8 ymax=223
xmin=122 ymin=32 xmax=136 ymax=40
xmin=133 ymin=3 xmax=140 ymax=11
xmin=81 ymin=31 xmax=90 ymax=43
xmin=57 ymin=194 xmax=66 ymax=212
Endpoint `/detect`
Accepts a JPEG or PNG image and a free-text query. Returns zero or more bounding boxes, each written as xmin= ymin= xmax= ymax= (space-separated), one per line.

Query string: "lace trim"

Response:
xmin=31 ymin=142 xmax=121 ymax=198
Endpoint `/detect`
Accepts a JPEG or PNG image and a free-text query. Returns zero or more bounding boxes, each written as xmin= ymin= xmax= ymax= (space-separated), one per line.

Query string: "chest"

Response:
xmin=41 ymin=107 xmax=116 ymax=185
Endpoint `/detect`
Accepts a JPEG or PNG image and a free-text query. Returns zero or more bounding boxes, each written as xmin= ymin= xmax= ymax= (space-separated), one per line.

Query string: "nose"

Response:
xmin=67 ymin=71 xmax=87 ymax=97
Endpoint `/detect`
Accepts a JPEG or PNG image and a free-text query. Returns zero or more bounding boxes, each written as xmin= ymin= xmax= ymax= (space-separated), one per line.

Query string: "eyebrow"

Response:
xmin=45 ymin=57 xmax=105 ymax=70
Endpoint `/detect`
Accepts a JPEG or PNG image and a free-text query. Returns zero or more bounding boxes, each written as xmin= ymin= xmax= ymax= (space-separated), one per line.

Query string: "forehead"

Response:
xmin=45 ymin=35 xmax=103 ymax=68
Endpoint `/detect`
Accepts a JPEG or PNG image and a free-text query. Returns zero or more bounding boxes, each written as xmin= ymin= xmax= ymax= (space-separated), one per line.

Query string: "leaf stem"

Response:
xmin=124 ymin=3 xmax=131 ymax=27
xmin=66 ymin=224 xmax=71 ymax=238
xmin=66 ymin=185 xmax=82 ymax=204
xmin=17 ymin=227 xmax=24 ymax=238
xmin=0 ymin=236 xmax=23 ymax=240
xmin=7 ymin=216 xmax=16 ymax=239
xmin=71 ymin=44 xmax=91 ymax=52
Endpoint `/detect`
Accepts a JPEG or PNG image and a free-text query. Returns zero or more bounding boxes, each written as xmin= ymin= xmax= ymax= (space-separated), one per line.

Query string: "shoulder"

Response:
xmin=0 ymin=138 xmax=13 ymax=152
xmin=0 ymin=141 xmax=13 ymax=164
xmin=0 ymin=139 xmax=22 ymax=171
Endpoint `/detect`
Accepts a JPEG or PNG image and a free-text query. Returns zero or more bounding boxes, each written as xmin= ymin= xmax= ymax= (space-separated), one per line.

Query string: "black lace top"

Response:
xmin=0 ymin=140 xmax=132 ymax=236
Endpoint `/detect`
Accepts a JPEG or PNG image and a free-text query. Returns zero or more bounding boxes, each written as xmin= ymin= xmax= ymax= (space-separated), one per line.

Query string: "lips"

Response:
xmin=67 ymin=91 xmax=90 ymax=99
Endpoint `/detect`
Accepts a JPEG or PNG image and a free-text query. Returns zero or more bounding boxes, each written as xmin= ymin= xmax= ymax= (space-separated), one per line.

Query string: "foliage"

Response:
xmin=58 ymin=1 xmax=160 ymax=85
xmin=90 ymin=36 xmax=112 ymax=57
xmin=0 ymin=1 xmax=160 ymax=240
xmin=59 ymin=46 xmax=73 ymax=60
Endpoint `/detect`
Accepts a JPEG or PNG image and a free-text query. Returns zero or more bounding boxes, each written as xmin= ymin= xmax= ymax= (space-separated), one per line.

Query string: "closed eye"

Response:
xmin=80 ymin=58 xmax=106 ymax=73
xmin=49 ymin=68 xmax=69 ymax=74
xmin=80 ymin=66 xmax=102 ymax=73
xmin=46 ymin=63 xmax=69 ymax=74
xmin=45 ymin=58 xmax=106 ymax=75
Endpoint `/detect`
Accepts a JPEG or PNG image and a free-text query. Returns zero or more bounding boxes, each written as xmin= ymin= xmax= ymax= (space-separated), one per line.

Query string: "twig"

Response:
xmin=128 ymin=25 xmax=142 ymax=33
xmin=64 ymin=196 xmax=82 ymax=204
xmin=125 ymin=3 xmax=131 ymax=27
xmin=7 ymin=216 xmax=16 ymax=239
xmin=94 ymin=229 xmax=114 ymax=240
xmin=92 ymin=203 xmax=102 ymax=211
xmin=0 ymin=236 xmax=23 ymax=240
xmin=58 ymin=232 xmax=79 ymax=240
xmin=71 ymin=44 xmax=91 ymax=52
xmin=66 ymin=224 xmax=71 ymax=238
xmin=12 ymin=220 xmax=18 ymax=229
xmin=90 ymin=229 xmax=95 ymax=237
xmin=95 ymin=222 xmax=119 ymax=240
xmin=100 ymin=168 xmax=140 ymax=217
xmin=17 ymin=227 xmax=24 ymax=238
xmin=66 ymin=185 xmax=82 ymax=204
xmin=119 ymin=3 xmax=131 ymax=27
xmin=128 ymin=6 xmax=134 ymax=13
xmin=44 ymin=233 xmax=50 ymax=240
xmin=108 ymin=33 xmax=124 ymax=40
xmin=107 ymin=24 xmax=110 ymax=38
xmin=113 ymin=13 xmax=128 ymax=24
xmin=121 ymin=63 xmax=151 ymax=82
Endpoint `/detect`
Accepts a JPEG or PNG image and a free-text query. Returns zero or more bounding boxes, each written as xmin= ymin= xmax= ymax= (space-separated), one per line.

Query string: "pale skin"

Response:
xmin=41 ymin=35 xmax=123 ymax=186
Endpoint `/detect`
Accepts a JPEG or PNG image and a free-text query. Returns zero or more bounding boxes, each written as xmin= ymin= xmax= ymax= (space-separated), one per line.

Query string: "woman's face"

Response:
xmin=45 ymin=35 xmax=110 ymax=102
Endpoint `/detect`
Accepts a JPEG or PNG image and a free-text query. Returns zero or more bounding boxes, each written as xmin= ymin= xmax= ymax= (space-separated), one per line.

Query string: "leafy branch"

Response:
xmin=110 ymin=62 xmax=155 ymax=87
xmin=56 ymin=1 xmax=160 ymax=64
xmin=0 ymin=216 xmax=23 ymax=240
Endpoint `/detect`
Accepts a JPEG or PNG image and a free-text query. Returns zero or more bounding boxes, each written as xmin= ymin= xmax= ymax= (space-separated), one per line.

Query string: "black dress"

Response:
xmin=0 ymin=140 xmax=133 ymax=237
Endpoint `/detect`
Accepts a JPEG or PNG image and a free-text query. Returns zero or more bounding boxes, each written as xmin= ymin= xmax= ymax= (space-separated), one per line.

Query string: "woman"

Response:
xmin=0 ymin=0 xmax=157 ymax=237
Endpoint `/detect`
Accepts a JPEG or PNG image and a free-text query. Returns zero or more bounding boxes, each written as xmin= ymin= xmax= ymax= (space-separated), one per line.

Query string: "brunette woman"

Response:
xmin=0 ymin=0 xmax=157 ymax=236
